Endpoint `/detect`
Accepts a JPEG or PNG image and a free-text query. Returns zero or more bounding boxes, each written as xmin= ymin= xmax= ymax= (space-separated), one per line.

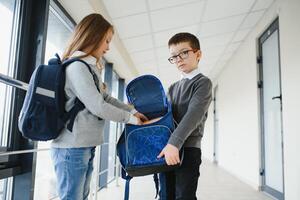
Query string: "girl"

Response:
xmin=51 ymin=13 xmax=146 ymax=200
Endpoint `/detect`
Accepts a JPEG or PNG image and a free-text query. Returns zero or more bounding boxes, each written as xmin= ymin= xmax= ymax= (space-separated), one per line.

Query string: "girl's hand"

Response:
xmin=136 ymin=117 xmax=143 ymax=125
xmin=134 ymin=112 xmax=148 ymax=122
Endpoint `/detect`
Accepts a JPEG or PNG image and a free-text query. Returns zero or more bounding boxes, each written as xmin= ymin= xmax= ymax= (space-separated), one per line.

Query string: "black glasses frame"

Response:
xmin=168 ymin=49 xmax=197 ymax=64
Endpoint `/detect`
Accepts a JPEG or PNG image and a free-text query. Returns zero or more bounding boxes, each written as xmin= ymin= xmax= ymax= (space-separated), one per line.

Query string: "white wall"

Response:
xmin=202 ymin=0 xmax=300 ymax=199
xmin=202 ymin=98 xmax=215 ymax=161
xmin=278 ymin=0 xmax=300 ymax=199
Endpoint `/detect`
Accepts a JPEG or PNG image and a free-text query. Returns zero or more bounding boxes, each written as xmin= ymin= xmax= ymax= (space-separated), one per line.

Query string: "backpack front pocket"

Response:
xmin=126 ymin=125 xmax=172 ymax=167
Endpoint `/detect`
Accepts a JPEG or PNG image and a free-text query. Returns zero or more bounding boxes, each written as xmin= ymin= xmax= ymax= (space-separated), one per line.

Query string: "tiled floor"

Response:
xmin=97 ymin=159 xmax=274 ymax=200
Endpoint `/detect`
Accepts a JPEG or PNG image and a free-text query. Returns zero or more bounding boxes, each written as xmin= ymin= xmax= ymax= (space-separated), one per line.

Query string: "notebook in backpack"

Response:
xmin=18 ymin=54 xmax=101 ymax=141
xmin=117 ymin=75 xmax=183 ymax=200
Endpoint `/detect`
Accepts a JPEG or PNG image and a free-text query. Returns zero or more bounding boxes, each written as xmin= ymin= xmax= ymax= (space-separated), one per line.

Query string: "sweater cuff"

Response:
xmin=130 ymin=108 xmax=138 ymax=114
xmin=127 ymin=114 xmax=138 ymax=125
xmin=168 ymin=135 xmax=184 ymax=150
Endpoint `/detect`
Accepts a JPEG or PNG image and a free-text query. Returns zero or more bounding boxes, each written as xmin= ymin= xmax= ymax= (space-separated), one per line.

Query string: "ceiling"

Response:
xmin=101 ymin=0 xmax=275 ymax=87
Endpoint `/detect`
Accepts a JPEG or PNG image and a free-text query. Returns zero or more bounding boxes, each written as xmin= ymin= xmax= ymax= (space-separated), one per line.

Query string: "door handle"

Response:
xmin=272 ymin=95 xmax=282 ymax=100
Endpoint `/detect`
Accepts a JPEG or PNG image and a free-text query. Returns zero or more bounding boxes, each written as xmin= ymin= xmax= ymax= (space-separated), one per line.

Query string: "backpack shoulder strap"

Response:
xmin=63 ymin=58 xmax=101 ymax=92
xmin=123 ymin=173 xmax=132 ymax=200
xmin=62 ymin=58 xmax=102 ymax=132
xmin=153 ymin=174 xmax=159 ymax=199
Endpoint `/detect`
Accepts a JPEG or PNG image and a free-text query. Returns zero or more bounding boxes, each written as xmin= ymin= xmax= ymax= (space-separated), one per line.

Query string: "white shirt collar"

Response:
xmin=180 ymin=67 xmax=201 ymax=80
xmin=70 ymin=50 xmax=97 ymax=66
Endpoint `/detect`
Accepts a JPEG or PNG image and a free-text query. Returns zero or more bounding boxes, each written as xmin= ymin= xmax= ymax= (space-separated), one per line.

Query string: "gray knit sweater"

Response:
xmin=167 ymin=73 xmax=212 ymax=149
xmin=51 ymin=51 xmax=135 ymax=148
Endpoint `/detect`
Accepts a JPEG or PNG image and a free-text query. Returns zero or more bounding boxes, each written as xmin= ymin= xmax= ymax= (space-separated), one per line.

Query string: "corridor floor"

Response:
xmin=97 ymin=159 xmax=274 ymax=200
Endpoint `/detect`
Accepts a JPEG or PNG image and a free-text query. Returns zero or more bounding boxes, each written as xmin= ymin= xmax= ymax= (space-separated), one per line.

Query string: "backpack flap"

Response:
xmin=126 ymin=75 xmax=168 ymax=119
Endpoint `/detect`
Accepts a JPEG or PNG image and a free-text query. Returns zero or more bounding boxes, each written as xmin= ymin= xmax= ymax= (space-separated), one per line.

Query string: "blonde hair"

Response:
xmin=62 ymin=13 xmax=113 ymax=69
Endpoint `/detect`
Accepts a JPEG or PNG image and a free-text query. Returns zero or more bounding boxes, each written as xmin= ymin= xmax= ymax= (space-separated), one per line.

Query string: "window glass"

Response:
xmin=107 ymin=71 xmax=119 ymax=182
xmin=0 ymin=0 xmax=17 ymax=147
xmin=0 ymin=1 xmax=20 ymax=199
xmin=0 ymin=178 xmax=13 ymax=200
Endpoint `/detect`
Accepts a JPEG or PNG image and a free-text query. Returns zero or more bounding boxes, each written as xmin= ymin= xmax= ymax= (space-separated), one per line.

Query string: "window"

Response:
xmin=44 ymin=3 xmax=74 ymax=61
xmin=0 ymin=0 xmax=19 ymax=199
xmin=107 ymin=71 xmax=120 ymax=182
xmin=0 ymin=0 xmax=17 ymax=147
xmin=0 ymin=178 xmax=13 ymax=200
xmin=33 ymin=2 xmax=74 ymax=199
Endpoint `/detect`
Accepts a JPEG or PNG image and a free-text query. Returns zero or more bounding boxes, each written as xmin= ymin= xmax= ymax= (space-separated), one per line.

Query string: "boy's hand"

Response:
xmin=134 ymin=112 xmax=148 ymax=122
xmin=157 ymin=144 xmax=180 ymax=165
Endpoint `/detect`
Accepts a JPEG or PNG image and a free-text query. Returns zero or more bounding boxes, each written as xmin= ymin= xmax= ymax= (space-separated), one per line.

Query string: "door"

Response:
xmin=258 ymin=19 xmax=284 ymax=200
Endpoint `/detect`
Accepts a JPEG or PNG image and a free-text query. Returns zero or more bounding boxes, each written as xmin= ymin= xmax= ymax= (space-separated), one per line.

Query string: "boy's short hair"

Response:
xmin=168 ymin=32 xmax=201 ymax=50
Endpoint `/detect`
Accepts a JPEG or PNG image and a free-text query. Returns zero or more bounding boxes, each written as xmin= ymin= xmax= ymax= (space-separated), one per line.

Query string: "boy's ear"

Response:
xmin=197 ymin=50 xmax=202 ymax=62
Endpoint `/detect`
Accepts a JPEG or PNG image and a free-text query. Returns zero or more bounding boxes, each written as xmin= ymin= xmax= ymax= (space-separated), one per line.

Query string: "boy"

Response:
xmin=157 ymin=32 xmax=212 ymax=200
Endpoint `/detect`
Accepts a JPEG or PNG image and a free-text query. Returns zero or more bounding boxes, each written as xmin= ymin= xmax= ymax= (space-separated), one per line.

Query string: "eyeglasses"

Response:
xmin=168 ymin=49 xmax=197 ymax=64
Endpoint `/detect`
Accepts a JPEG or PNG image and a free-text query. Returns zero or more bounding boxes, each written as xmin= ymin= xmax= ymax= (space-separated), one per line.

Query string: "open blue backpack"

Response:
xmin=117 ymin=75 xmax=183 ymax=200
xmin=18 ymin=54 xmax=101 ymax=141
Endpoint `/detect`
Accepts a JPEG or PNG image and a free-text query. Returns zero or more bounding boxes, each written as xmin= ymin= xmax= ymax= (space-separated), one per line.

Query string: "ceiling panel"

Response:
xmin=202 ymin=45 xmax=227 ymax=59
xmin=156 ymin=46 xmax=170 ymax=60
xmin=240 ymin=10 xmax=265 ymax=29
xmin=97 ymin=0 xmax=274 ymax=86
xmin=219 ymin=51 xmax=235 ymax=62
xmin=232 ymin=29 xmax=251 ymax=42
xmin=150 ymin=1 xmax=205 ymax=32
xmin=122 ymin=34 xmax=154 ymax=53
xmin=103 ymin=0 xmax=147 ymax=18
xmin=200 ymin=56 xmax=219 ymax=66
xmin=203 ymin=0 xmax=256 ymax=21
xmin=226 ymin=42 xmax=242 ymax=52
xmin=113 ymin=13 xmax=151 ymax=38
xmin=148 ymin=0 xmax=201 ymax=10
xmin=130 ymin=49 xmax=156 ymax=64
xmin=200 ymin=15 xmax=246 ymax=37
xmin=157 ymin=58 xmax=173 ymax=68
xmin=154 ymin=25 xmax=198 ymax=47
xmin=201 ymin=32 xmax=235 ymax=48
xmin=252 ymin=0 xmax=275 ymax=11
xmin=135 ymin=60 xmax=157 ymax=71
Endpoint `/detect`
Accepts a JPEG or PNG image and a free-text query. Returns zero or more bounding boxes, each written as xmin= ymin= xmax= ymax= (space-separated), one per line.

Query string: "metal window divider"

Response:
xmin=92 ymin=145 xmax=101 ymax=200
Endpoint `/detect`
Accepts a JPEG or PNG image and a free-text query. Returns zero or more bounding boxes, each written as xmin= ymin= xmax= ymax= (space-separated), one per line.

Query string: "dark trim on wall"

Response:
xmin=118 ymin=78 xmax=125 ymax=101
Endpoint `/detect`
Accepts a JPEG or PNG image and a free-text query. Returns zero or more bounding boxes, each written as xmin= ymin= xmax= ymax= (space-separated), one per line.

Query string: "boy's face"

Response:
xmin=169 ymin=42 xmax=201 ymax=73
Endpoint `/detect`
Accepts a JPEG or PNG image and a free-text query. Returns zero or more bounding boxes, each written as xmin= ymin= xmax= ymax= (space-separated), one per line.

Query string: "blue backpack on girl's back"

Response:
xmin=18 ymin=54 xmax=101 ymax=141
xmin=117 ymin=75 xmax=183 ymax=200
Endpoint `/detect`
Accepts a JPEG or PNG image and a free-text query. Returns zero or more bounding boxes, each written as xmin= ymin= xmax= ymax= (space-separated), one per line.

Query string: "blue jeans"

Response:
xmin=51 ymin=147 xmax=96 ymax=200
